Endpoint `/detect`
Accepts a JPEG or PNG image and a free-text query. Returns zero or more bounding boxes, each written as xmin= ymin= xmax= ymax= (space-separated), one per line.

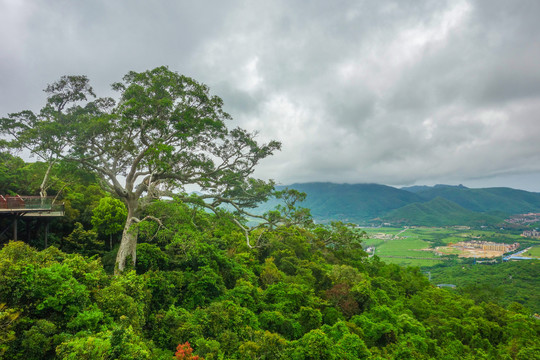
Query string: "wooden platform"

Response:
xmin=0 ymin=208 xmax=65 ymax=217
xmin=0 ymin=195 xmax=64 ymax=243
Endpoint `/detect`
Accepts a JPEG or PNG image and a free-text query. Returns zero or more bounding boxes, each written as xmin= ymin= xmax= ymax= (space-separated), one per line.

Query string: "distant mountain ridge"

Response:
xmin=405 ymin=185 xmax=540 ymax=214
xmin=258 ymin=182 xmax=423 ymax=224
xmin=260 ymin=182 xmax=540 ymax=226
xmin=382 ymin=197 xmax=503 ymax=227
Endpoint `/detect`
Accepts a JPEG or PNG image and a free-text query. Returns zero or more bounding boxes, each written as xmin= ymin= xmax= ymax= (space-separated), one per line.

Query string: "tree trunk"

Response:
xmin=115 ymin=197 xmax=139 ymax=274
xmin=40 ymin=162 xmax=53 ymax=200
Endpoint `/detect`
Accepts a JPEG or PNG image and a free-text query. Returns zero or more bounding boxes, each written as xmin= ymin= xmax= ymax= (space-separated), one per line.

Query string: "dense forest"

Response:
xmin=429 ymin=260 xmax=540 ymax=314
xmin=1 ymin=156 xmax=539 ymax=359
xmin=1 ymin=68 xmax=539 ymax=359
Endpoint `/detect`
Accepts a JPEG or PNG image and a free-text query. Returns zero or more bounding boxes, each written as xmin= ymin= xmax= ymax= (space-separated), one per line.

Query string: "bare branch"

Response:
xmin=232 ymin=218 xmax=253 ymax=248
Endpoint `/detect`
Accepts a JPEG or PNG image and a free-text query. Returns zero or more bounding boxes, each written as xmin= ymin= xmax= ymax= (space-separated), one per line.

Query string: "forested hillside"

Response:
xmin=258 ymin=183 xmax=540 ymax=226
xmin=258 ymin=183 xmax=424 ymax=223
xmin=429 ymin=260 xmax=540 ymax=313
xmin=381 ymin=197 xmax=504 ymax=226
xmin=409 ymin=185 xmax=540 ymax=214
xmin=1 ymin=156 xmax=539 ymax=358
xmin=1 ymin=68 xmax=539 ymax=359
xmin=1 ymin=203 xmax=539 ymax=359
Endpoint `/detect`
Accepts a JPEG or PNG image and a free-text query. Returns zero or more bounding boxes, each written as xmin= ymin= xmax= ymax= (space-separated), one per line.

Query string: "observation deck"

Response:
xmin=0 ymin=195 xmax=65 ymax=217
xmin=0 ymin=195 xmax=64 ymax=243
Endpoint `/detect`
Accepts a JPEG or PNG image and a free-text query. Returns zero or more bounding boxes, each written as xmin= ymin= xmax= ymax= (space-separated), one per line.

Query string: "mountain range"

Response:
xmin=259 ymin=183 xmax=540 ymax=226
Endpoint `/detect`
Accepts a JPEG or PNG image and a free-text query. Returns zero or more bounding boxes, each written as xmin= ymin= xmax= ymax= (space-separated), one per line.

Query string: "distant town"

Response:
xmin=506 ymin=212 xmax=540 ymax=225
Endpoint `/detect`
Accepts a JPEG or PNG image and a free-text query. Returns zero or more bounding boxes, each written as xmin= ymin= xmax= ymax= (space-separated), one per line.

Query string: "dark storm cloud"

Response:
xmin=2 ymin=0 xmax=540 ymax=190
xmin=0 ymin=0 xmax=233 ymax=111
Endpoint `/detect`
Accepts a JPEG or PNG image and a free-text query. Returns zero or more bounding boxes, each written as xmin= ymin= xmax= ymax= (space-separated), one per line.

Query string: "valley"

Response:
xmin=360 ymin=226 xmax=540 ymax=312
xmin=361 ymin=226 xmax=539 ymax=266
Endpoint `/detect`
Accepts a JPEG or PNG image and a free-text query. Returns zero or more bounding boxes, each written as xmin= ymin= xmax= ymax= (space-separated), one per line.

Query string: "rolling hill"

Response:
xmin=258 ymin=182 xmax=424 ymax=223
xmin=259 ymin=182 xmax=540 ymax=226
xmin=380 ymin=197 xmax=504 ymax=226
xmin=406 ymin=184 xmax=540 ymax=213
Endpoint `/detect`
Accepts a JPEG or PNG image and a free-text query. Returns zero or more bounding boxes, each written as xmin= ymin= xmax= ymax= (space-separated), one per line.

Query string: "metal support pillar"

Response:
xmin=27 ymin=218 xmax=31 ymax=242
xmin=13 ymin=217 xmax=17 ymax=241
xmin=44 ymin=220 xmax=49 ymax=248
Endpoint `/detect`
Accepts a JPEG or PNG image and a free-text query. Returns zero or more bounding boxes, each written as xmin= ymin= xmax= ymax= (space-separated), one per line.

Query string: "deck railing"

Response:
xmin=0 ymin=195 xmax=64 ymax=212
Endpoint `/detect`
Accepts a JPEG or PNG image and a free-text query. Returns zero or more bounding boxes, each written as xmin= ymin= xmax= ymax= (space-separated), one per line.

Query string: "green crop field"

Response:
xmin=361 ymin=227 xmax=448 ymax=266
xmin=524 ymin=245 xmax=540 ymax=258
xmin=361 ymin=226 xmax=531 ymax=267
xmin=361 ymin=227 xmax=403 ymax=236
xmin=375 ymin=237 xmax=431 ymax=256
xmin=381 ymin=257 xmax=444 ymax=267
xmin=437 ymin=247 xmax=461 ymax=255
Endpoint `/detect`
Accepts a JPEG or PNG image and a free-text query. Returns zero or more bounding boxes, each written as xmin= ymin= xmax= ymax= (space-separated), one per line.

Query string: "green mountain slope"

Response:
xmin=257 ymin=182 xmax=540 ymax=226
xmin=381 ymin=197 xmax=504 ymax=226
xmin=261 ymin=182 xmax=424 ymax=223
xmin=412 ymin=185 xmax=540 ymax=214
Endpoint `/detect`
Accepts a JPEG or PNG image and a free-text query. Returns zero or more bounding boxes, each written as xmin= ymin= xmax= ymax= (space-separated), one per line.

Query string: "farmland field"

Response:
xmin=360 ymin=227 xmax=540 ymax=313
xmin=360 ymin=226 xmax=533 ymax=267
xmin=361 ymin=227 xmax=445 ymax=266
xmin=523 ymin=245 xmax=540 ymax=258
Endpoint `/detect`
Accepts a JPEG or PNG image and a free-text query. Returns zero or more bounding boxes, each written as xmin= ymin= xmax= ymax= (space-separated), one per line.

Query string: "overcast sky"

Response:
xmin=2 ymin=0 xmax=540 ymax=191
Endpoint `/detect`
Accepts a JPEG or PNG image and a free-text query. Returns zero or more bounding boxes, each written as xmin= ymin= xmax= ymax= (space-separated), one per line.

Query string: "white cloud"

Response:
xmin=2 ymin=0 xmax=540 ymax=190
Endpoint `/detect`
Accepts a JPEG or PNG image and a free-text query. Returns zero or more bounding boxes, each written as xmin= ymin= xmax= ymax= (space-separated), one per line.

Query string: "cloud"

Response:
xmin=2 ymin=0 xmax=540 ymax=190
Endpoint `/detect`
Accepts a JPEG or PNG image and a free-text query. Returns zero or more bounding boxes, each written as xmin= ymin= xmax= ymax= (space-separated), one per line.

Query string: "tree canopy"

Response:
xmin=91 ymin=197 xmax=128 ymax=250
xmin=1 ymin=132 xmax=539 ymax=360
xmin=0 ymin=66 xmax=281 ymax=272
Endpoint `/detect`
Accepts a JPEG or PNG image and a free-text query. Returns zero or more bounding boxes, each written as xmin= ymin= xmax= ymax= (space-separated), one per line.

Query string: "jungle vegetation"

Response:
xmin=1 ymin=69 xmax=539 ymax=359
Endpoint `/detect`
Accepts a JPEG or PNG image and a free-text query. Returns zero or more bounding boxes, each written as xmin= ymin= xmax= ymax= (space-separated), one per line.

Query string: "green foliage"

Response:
xmin=183 ymin=266 xmax=226 ymax=309
xmin=313 ymin=222 xmax=367 ymax=261
xmin=108 ymin=325 xmax=153 ymax=360
xmin=32 ymin=263 xmax=90 ymax=317
xmin=0 ymin=153 xmax=28 ymax=194
xmin=56 ymin=325 xmax=169 ymax=360
xmin=221 ymin=278 xmax=262 ymax=312
xmin=61 ymin=183 xmax=106 ymax=226
xmin=298 ymin=306 xmax=322 ymax=333
xmin=66 ymin=304 xmax=104 ymax=332
xmin=56 ymin=331 xmax=111 ymax=359
xmin=91 ymin=197 xmax=127 ymax=249
xmin=5 ymin=73 xmax=540 ymax=359
xmin=260 ymin=257 xmax=282 ymax=287
xmin=268 ymin=188 xmax=313 ymax=227
xmin=2 ymin=67 xmax=281 ymax=272
xmin=0 ymin=200 xmax=539 ymax=359
xmin=0 ymin=303 xmax=19 ymax=356
xmin=136 ymin=243 xmax=169 ymax=273
xmin=94 ymin=270 xmax=149 ymax=330
xmin=290 ymin=329 xmax=335 ymax=360
xmin=430 ymin=260 xmax=540 ymax=312
xmin=62 ymin=222 xmax=104 ymax=256
xmin=238 ymin=330 xmax=287 ymax=359
xmin=202 ymin=300 xmax=258 ymax=340
xmin=21 ymin=319 xmax=58 ymax=359
xmin=0 ymin=242 xmax=110 ymax=359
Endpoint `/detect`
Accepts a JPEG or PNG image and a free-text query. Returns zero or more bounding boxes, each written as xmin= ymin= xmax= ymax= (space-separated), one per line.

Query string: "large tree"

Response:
xmin=1 ymin=66 xmax=281 ymax=272
xmin=0 ymin=76 xmax=95 ymax=199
